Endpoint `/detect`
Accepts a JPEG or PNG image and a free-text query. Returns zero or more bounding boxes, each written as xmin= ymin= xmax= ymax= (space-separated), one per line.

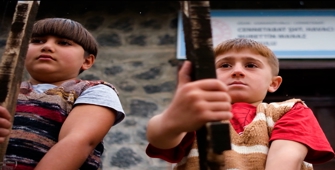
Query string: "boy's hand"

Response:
xmin=146 ymin=61 xmax=232 ymax=149
xmin=163 ymin=60 xmax=232 ymax=134
xmin=0 ymin=106 xmax=12 ymax=143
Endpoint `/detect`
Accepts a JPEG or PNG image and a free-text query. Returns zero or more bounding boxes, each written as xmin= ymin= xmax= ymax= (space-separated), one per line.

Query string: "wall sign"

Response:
xmin=177 ymin=10 xmax=335 ymax=59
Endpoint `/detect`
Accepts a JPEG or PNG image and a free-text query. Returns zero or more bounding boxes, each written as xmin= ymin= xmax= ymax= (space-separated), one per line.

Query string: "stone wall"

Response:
xmin=0 ymin=1 xmax=180 ymax=169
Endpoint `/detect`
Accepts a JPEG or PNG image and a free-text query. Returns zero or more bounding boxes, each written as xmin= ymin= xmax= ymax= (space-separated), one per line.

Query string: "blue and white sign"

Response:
xmin=177 ymin=10 xmax=335 ymax=59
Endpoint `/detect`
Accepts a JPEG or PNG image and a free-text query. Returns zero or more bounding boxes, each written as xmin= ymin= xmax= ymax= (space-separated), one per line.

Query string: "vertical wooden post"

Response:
xmin=0 ymin=0 xmax=39 ymax=164
xmin=180 ymin=1 xmax=231 ymax=170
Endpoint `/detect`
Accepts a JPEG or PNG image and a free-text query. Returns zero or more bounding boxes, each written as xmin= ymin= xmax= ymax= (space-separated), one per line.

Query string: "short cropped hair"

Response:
xmin=214 ymin=38 xmax=279 ymax=76
xmin=31 ymin=18 xmax=98 ymax=58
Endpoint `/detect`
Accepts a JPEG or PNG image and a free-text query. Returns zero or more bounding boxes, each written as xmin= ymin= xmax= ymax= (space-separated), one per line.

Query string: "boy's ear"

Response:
xmin=268 ymin=76 xmax=282 ymax=93
xmin=81 ymin=54 xmax=95 ymax=71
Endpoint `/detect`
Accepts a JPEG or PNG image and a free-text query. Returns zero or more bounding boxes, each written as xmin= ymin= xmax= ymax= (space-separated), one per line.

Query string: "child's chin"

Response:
xmin=229 ymin=91 xmax=249 ymax=98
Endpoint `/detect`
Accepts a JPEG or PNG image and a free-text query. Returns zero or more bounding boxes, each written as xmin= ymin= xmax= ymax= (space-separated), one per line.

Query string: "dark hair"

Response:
xmin=31 ymin=18 xmax=98 ymax=58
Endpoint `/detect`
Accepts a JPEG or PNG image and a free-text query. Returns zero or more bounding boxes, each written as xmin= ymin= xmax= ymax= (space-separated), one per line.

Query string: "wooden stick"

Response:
xmin=180 ymin=1 xmax=231 ymax=170
xmin=0 ymin=0 xmax=39 ymax=164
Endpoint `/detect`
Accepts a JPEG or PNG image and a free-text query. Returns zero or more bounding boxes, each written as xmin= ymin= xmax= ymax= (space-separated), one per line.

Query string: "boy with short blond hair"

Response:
xmin=146 ymin=38 xmax=334 ymax=170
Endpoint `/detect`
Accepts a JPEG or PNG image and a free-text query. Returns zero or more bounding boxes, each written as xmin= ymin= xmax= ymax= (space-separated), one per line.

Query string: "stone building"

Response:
xmin=0 ymin=1 xmax=334 ymax=170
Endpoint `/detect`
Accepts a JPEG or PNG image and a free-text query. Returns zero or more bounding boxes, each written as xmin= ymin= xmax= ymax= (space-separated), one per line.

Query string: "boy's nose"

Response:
xmin=231 ymin=65 xmax=245 ymax=77
xmin=41 ymin=42 xmax=55 ymax=52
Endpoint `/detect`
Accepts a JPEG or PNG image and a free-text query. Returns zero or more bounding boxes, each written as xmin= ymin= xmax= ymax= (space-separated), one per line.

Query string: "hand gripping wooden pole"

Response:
xmin=180 ymin=1 xmax=231 ymax=170
xmin=0 ymin=0 xmax=39 ymax=165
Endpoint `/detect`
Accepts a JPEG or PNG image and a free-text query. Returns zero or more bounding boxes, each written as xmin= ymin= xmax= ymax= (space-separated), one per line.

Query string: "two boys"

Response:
xmin=0 ymin=16 xmax=333 ymax=170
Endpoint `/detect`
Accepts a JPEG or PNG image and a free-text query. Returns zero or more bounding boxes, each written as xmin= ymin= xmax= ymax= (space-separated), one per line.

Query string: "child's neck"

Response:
xmin=232 ymin=101 xmax=263 ymax=107
xmin=29 ymin=78 xmax=76 ymax=87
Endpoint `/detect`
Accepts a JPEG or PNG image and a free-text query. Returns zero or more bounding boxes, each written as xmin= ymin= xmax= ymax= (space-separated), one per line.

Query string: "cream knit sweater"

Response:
xmin=173 ymin=99 xmax=313 ymax=170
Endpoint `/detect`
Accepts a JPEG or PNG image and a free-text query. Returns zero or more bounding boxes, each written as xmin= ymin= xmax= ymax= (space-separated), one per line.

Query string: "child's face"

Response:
xmin=25 ymin=35 xmax=93 ymax=85
xmin=215 ymin=48 xmax=282 ymax=106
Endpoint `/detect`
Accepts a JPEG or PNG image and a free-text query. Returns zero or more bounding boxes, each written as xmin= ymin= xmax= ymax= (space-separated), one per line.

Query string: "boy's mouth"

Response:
xmin=37 ymin=54 xmax=55 ymax=60
xmin=228 ymin=81 xmax=246 ymax=85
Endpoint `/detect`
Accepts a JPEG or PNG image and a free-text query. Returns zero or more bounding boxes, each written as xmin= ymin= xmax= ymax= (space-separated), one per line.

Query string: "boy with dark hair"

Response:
xmin=146 ymin=38 xmax=334 ymax=170
xmin=0 ymin=18 xmax=125 ymax=170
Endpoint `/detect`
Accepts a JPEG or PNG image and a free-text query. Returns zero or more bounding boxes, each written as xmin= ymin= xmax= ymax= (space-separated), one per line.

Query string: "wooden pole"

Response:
xmin=180 ymin=1 xmax=231 ymax=170
xmin=0 ymin=0 xmax=39 ymax=165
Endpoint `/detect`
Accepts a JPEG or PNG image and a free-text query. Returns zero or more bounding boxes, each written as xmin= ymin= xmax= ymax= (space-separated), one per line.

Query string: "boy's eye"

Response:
xmin=30 ymin=38 xmax=43 ymax=44
xmin=245 ymin=63 xmax=257 ymax=68
xmin=58 ymin=40 xmax=72 ymax=46
xmin=219 ymin=63 xmax=231 ymax=68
